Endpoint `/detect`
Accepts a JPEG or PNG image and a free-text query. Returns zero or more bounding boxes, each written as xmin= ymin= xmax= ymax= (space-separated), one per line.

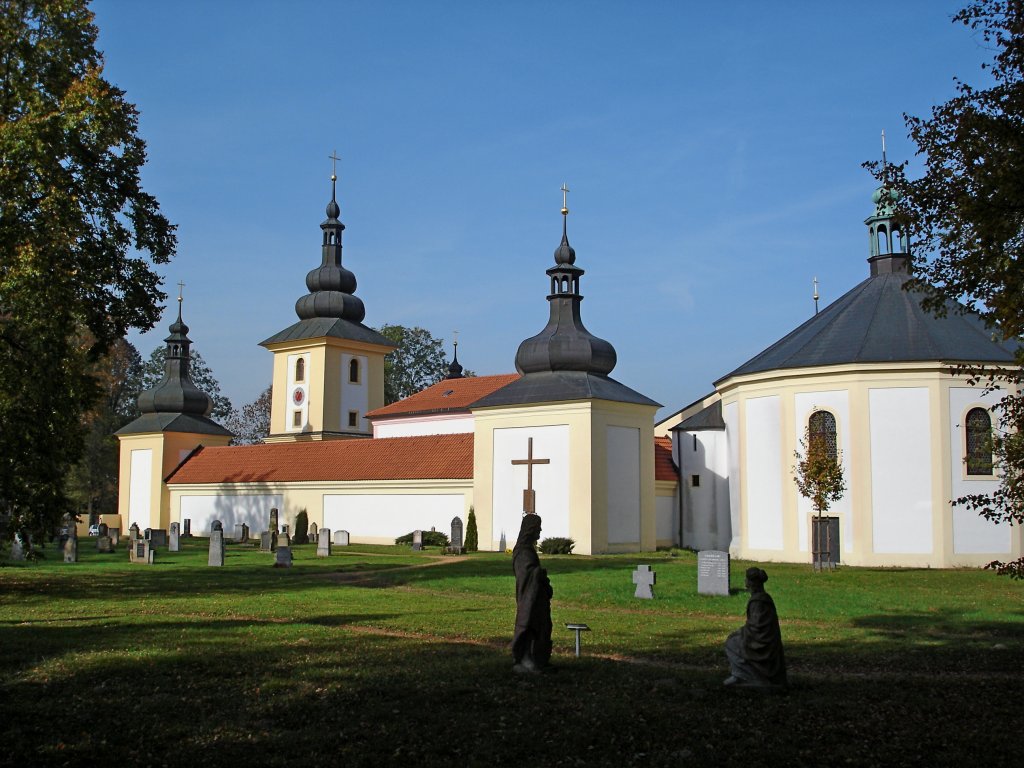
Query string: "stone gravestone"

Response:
xmin=169 ymin=522 xmax=180 ymax=552
xmin=310 ymin=522 xmax=318 ymax=544
xmin=241 ymin=523 xmax=249 ymax=543
xmin=148 ymin=528 xmax=168 ymax=548
xmin=449 ymin=516 xmax=464 ymax=554
xmin=109 ymin=527 xmax=120 ymax=546
xmin=334 ymin=529 xmax=349 ymax=546
xmin=130 ymin=538 xmax=154 ymax=565
xmin=9 ymin=533 xmax=25 ymax=561
xmin=317 ymin=528 xmax=331 ymax=558
xmin=274 ymin=544 xmax=293 ymax=568
xmin=208 ymin=520 xmax=225 ymax=567
xmin=234 ymin=523 xmax=246 ymax=543
xmin=260 ymin=531 xmax=277 ymax=552
xmin=269 ymin=508 xmax=279 ymax=533
xmin=697 ymin=550 xmax=731 ymax=597
xmin=63 ymin=525 xmax=78 ymax=563
xmin=96 ymin=523 xmax=114 ymax=553
xmin=632 ymin=564 xmax=656 ymax=599
xmin=128 ymin=523 xmax=140 ymax=544
xmin=412 ymin=529 xmax=423 ymax=551
xmin=182 ymin=518 xmax=192 ymax=537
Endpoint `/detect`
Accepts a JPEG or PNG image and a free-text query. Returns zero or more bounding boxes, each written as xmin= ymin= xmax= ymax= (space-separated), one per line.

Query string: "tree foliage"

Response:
xmin=375 ymin=324 xmax=452 ymax=404
xmin=464 ymin=507 xmax=479 ymax=552
xmin=223 ymin=385 xmax=272 ymax=446
xmin=792 ymin=420 xmax=847 ymax=519
xmin=0 ymin=0 xmax=174 ymax=538
xmin=869 ymin=0 xmax=1024 ymax=578
xmin=141 ymin=346 xmax=233 ymax=421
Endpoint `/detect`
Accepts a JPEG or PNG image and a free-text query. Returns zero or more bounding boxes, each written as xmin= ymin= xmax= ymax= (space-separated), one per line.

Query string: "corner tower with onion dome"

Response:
xmin=260 ymin=158 xmax=396 ymax=442
xmin=116 ymin=291 xmax=234 ymax=532
xmin=471 ymin=187 xmax=662 ymax=555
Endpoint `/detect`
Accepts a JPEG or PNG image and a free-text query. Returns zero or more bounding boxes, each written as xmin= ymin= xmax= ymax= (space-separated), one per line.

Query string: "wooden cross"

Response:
xmin=511 ymin=437 xmax=550 ymax=514
xmin=329 ymin=150 xmax=340 ymax=180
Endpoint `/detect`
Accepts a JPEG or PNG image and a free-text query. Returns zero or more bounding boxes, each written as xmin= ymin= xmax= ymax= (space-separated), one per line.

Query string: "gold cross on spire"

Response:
xmin=560 ymin=183 xmax=570 ymax=215
xmin=329 ymin=150 xmax=340 ymax=181
xmin=177 ymin=280 xmax=185 ymax=304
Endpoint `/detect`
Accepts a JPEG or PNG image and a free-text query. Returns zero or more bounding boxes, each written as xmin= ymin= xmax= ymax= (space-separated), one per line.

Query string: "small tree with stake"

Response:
xmin=793 ymin=413 xmax=847 ymax=571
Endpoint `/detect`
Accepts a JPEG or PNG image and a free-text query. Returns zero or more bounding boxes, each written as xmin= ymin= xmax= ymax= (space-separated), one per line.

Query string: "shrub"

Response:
xmin=293 ymin=510 xmax=309 ymax=545
xmin=395 ymin=530 xmax=449 ymax=547
xmin=465 ymin=508 xmax=479 ymax=552
xmin=539 ymin=536 xmax=575 ymax=555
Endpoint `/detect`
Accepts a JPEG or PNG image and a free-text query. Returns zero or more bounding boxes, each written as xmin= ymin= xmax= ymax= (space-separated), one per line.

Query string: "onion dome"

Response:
xmin=514 ymin=194 xmax=616 ymax=376
xmin=446 ymin=342 xmax=465 ymax=379
xmin=136 ymin=300 xmax=215 ymax=417
xmin=294 ymin=172 xmax=366 ymax=323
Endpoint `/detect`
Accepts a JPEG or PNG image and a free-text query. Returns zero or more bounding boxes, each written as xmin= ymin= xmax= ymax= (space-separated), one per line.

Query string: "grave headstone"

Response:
xmin=63 ymin=534 xmax=78 ymax=564
xmin=234 ymin=523 xmax=246 ymax=542
xmin=96 ymin=522 xmax=114 ymax=553
xmin=208 ymin=529 xmax=225 ymax=567
xmin=412 ymin=529 xmax=423 ymax=551
xmin=169 ymin=522 xmax=180 ymax=552
xmin=274 ymin=545 xmax=293 ymax=568
xmin=310 ymin=522 xmax=318 ymax=544
xmin=182 ymin=518 xmax=192 ymax=537
xmin=279 ymin=531 xmax=291 ymax=548
xmin=10 ymin=533 xmax=25 ymax=561
xmin=130 ymin=538 xmax=155 ymax=565
xmin=334 ymin=530 xmax=350 ymax=547
xmin=240 ymin=523 xmax=249 ymax=543
xmin=148 ymin=529 xmax=168 ymax=548
xmin=128 ymin=523 xmax=140 ymax=543
xmin=109 ymin=527 xmax=120 ymax=546
xmin=269 ymin=508 xmax=279 ymax=533
xmin=317 ymin=528 xmax=331 ymax=558
xmin=281 ymin=524 xmax=289 ymax=537
xmin=632 ymin=564 xmax=656 ymax=599
xmin=450 ymin=516 xmax=464 ymax=553
xmin=211 ymin=519 xmax=223 ymax=533
xmin=260 ymin=531 xmax=277 ymax=552
xmin=697 ymin=550 xmax=731 ymax=597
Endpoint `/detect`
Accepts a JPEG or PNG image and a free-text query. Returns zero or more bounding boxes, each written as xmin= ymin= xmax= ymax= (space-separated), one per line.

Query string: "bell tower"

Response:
xmin=260 ymin=154 xmax=395 ymax=442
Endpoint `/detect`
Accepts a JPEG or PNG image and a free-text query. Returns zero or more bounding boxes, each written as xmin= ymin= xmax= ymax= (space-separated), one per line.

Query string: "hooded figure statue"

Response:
xmin=724 ymin=567 xmax=787 ymax=688
xmin=511 ymin=513 xmax=553 ymax=673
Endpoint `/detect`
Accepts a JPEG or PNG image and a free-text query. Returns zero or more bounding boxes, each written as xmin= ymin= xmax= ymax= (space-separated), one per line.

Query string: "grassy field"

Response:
xmin=1 ymin=540 xmax=1021 ymax=767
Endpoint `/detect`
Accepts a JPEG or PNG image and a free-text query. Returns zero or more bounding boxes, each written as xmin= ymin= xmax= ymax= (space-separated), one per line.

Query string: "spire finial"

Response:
xmin=177 ymin=280 xmax=185 ymax=319
xmin=881 ymin=130 xmax=888 ymax=184
xmin=446 ymin=330 xmax=464 ymax=379
xmin=813 ymin=276 xmax=819 ymax=315
xmin=560 ymin=183 xmax=569 ymax=216
xmin=329 ymin=150 xmax=340 ymax=183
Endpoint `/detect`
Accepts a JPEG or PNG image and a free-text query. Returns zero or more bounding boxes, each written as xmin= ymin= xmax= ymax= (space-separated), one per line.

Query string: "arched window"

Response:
xmin=966 ymin=407 xmax=993 ymax=475
xmin=349 ymin=358 xmax=359 ymax=383
xmin=808 ymin=410 xmax=838 ymax=463
xmin=295 ymin=358 xmax=305 ymax=382
xmin=876 ymin=225 xmax=890 ymax=255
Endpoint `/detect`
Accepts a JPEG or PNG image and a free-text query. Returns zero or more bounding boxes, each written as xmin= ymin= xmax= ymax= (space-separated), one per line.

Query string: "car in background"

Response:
xmin=87 ymin=524 xmax=100 ymax=536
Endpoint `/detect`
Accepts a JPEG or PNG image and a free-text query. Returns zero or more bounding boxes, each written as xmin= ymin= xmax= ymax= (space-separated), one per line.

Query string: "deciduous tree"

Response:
xmin=0 ymin=0 xmax=174 ymax=539
xmin=223 ymin=385 xmax=272 ymax=445
xmin=375 ymin=325 xmax=460 ymax=404
xmin=793 ymin=416 xmax=847 ymax=570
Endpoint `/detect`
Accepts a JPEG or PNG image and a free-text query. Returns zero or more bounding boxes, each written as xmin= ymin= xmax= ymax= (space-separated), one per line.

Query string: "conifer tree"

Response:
xmin=465 ymin=507 xmax=479 ymax=552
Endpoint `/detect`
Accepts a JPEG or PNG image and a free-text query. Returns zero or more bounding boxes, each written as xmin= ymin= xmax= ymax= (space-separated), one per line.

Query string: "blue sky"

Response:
xmin=91 ymin=0 xmax=990 ymax=418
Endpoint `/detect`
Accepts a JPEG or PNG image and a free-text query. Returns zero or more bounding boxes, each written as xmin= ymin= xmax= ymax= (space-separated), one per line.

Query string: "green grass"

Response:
xmin=1 ymin=541 xmax=1022 ymax=767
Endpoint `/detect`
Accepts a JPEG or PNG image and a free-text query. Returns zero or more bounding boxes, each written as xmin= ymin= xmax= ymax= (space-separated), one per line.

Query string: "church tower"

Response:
xmin=115 ymin=292 xmax=233 ymax=532
xmin=471 ymin=187 xmax=661 ymax=554
xmin=260 ymin=160 xmax=395 ymax=442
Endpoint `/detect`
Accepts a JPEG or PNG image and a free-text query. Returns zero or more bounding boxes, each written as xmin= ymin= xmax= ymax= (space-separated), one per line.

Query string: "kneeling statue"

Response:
xmin=724 ymin=567 xmax=787 ymax=688
xmin=511 ymin=513 xmax=552 ymax=673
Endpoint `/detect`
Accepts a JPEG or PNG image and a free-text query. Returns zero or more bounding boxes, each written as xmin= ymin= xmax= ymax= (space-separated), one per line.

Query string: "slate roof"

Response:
xmin=720 ymin=272 xmax=1018 ymax=382
xmin=672 ymin=399 xmax=725 ymax=432
xmin=366 ymin=374 xmax=521 ymax=420
xmin=654 ymin=437 xmax=678 ymax=481
xmin=166 ymin=433 xmax=474 ymax=484
xmin=116 ymin=412 xmax=233 ymax=438
xmin=473 ymin=371 xmax=660 ymax=409
xmin=259 ymin=318 xmax=395 ymax=348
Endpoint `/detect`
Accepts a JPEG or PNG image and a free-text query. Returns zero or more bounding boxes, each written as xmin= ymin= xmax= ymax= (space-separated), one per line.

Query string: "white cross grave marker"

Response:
xmin=632 ymin=564 xmax=656 ymax=599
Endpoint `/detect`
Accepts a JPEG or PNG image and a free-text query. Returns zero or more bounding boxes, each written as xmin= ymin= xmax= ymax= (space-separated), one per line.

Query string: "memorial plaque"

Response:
xmin=334 ymin=530 xmax=349 ymax=547
xmin=697 ymin=550 xmax=731 ymax=596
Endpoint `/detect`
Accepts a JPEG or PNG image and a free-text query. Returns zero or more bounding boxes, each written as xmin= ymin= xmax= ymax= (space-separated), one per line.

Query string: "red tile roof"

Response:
xmin=166 ymin=434 xmax=474 ymax=484
xmin=654 ymin=436 xmax=678 ymax=482
xmin=366 ymin=374 xmax=520 ymax=420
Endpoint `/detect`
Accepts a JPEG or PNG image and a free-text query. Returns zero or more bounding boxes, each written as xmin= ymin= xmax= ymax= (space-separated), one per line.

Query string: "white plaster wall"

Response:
xmin=949 ymin=386 xmax=1011 ymax=554
xmin=724 ymin=401 xmax=741 ymax=551
xmin=606 ymin=426 xmax=641 ymax=545
xmin=341 ymin=354 xmax=369 ymax=431
xmin=794 ymin=390 xmax=852 ymax=553
xmin=745 ymin=396 xmax=784 ymax=550
xmin=180 ymin=494 xmax=283 ymax=537
xmin=656 ymin=495 xmax=675 ymax=542
xmin=492 ymin=425 xmax=570 ymax=549
xmin=870 ymin=387 xmax=933 ymax=554
xmin=323 ymin=494 xmax=464 ymax=540
xmin=374 ymin=414 xmax=475 ymax=438
xmin=128 ymin=449 xmax=152 ymax=531
xmin=679 ymin=430 xmax=731 ymax=551
xmin=286 ymin=352 xmax=309 ymax=433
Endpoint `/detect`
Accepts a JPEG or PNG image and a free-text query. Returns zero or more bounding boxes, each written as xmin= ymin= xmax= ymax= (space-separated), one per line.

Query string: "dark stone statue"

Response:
xmin=724 ymin=567 xmax=787 ymax=688
xmin=511 ymin=513 xmax=553 ymax=673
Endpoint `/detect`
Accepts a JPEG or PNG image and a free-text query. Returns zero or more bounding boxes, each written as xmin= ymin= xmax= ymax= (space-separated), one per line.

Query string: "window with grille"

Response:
xmin=808 ymin=410 xmax=838 ymax=462
xmin=966 ymin=407 xmax=993 ymax=476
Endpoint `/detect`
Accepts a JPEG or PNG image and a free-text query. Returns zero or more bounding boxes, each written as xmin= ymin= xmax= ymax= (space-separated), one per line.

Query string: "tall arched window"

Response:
xmin=966 ymin=407 xmax=993 ymax=475
xmin=295 ymin=358 xmax=305 ymax=382
xmin=349 ymin=358 xmax=359 ymax=383
xmin=808 ymin=410 xmax=838 ymax=462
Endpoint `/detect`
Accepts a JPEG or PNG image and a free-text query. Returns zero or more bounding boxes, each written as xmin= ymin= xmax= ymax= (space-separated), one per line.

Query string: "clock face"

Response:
xmin=292 ymin=387 xmax=305 ymax=406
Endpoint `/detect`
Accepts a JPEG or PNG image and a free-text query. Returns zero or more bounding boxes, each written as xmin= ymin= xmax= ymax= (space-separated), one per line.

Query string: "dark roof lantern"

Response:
xmin=446 ymin=342 xmax=465 ymax=379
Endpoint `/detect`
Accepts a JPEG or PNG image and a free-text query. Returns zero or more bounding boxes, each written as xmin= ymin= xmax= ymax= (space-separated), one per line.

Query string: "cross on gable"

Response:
xmin=511 ymin=437 xmax=550 ymax=514
xmin=632 ymin=564 xmax=656 ymax=599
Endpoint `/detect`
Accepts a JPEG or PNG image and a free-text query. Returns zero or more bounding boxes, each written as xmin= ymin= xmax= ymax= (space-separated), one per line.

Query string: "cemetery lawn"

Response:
xmin=1 ymin=543 xmax=1022 ymax=767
